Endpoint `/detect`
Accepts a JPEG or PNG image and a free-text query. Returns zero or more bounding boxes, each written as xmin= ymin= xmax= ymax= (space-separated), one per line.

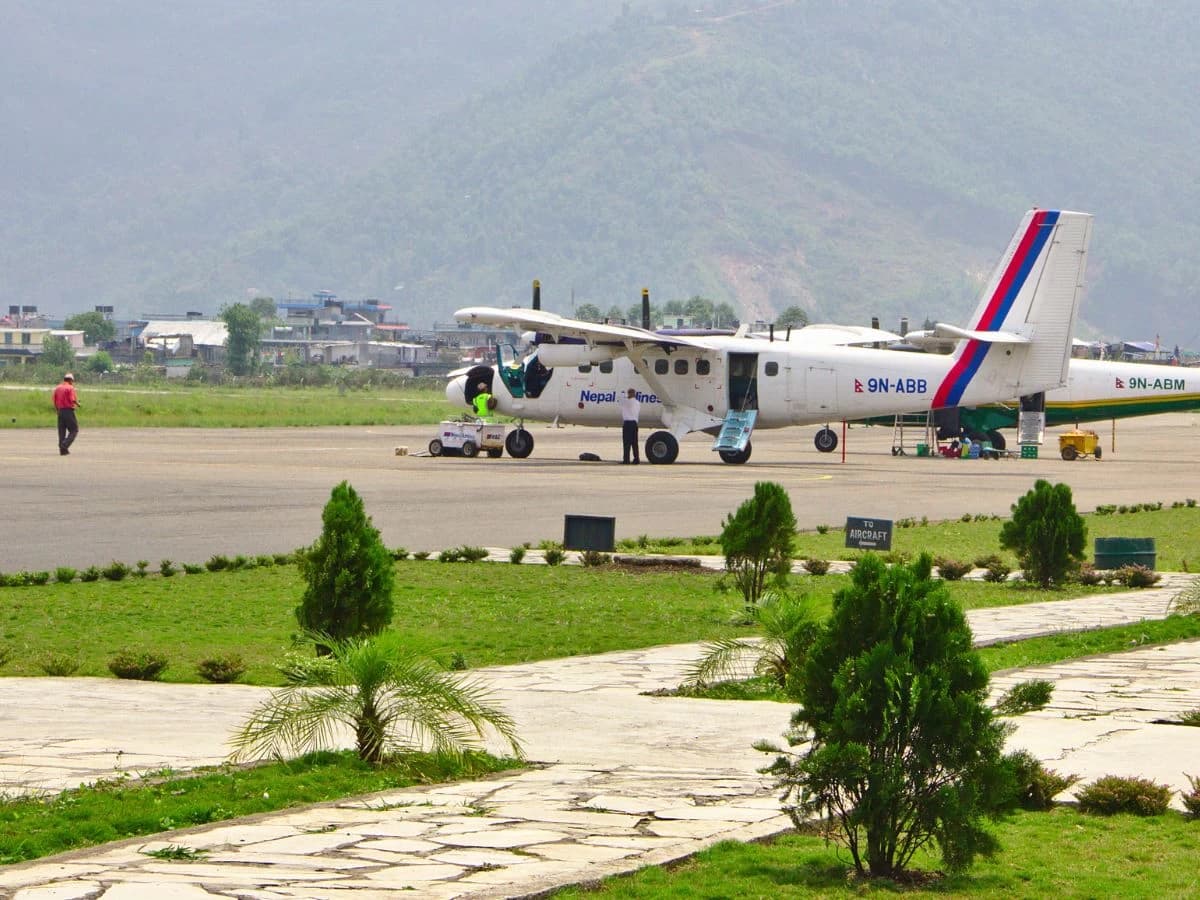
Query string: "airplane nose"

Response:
xmin=446 ymin=375 xmax=467 ymax=408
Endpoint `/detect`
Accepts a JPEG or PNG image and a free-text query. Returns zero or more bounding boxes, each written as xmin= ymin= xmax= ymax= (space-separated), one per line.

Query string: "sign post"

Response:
xmin=844 ymin=516 xmax=893 ymax=551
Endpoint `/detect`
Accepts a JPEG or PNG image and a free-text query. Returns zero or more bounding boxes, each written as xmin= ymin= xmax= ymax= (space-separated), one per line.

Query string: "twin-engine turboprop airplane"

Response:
xmin=448 ymin=208 xmax=1093 ymax=464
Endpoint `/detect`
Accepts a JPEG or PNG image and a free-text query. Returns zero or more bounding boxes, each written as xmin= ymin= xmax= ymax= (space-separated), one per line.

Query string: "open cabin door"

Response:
xmin=728 ymin=352 xmax=759 ymax=411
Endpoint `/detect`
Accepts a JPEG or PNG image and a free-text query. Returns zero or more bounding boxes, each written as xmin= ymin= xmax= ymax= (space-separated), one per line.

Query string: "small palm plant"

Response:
xmin=231 ymin=634 xmax=523 ymax=765
xmin=683 ymin=592 xmax=820 ymax=698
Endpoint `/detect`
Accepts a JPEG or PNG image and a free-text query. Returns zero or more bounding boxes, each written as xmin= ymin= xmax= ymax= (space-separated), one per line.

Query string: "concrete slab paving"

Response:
xmin=3 ymin=577 xmax=1200 ymax=897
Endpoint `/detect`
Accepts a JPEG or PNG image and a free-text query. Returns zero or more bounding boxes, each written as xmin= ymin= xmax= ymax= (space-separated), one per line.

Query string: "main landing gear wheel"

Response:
xmin=428 ymin=438 xmax=444 ymax=457
xmin=645 ymin=431 xmax=680 ymax=465
xmin=718 ymin=443 xmax=752 ymax=465
xmin=505 ymin=428 xmax=534 ymax=459
xmin=460 ymin=440 xmax=478 ymax=458
xmin=814 ymin=427 xmax=838 ymax=453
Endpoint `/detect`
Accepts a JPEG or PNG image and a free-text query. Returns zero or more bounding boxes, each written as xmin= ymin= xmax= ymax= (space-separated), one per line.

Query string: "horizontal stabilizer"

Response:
xmin=932 ymin=323 xmax=1030 ymax=344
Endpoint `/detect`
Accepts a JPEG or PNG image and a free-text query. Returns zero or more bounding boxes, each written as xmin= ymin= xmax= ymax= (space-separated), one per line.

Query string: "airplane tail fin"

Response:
xmin=932 ymin=209 xmax=1092 ymax=408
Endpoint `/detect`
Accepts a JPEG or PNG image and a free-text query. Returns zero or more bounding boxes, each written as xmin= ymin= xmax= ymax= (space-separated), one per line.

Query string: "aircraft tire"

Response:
xmin=985 ymin=429 xmax=1007 ymax=451
xmin=718 ymin=442 xmax=752 ymax=465
xmin=428 ymin=439 xmax=443 ymax=457
xmin=461 ymin=440 xmax=478 ymax=458
xmin=814 ymin=428 xmax=838 ymax=453
xmin=645 ymin=431 xmax=679 ymax=465
xmin=505 ymin=428 xmax=534 ymax=459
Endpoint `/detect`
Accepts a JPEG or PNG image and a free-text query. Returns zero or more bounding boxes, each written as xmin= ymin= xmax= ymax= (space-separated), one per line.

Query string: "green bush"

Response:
xmin=101 ymin=561 xmax=131 ymax=581
xmin=159 ymin=559 xmax=177 ymax=577
xmin=182 ymin=563 xmax=204 ymax=575
xmin=721 ymin=481 xmax=796 ymax=608
xmin=1005 ymin=750 xmax=1080 ymax=811
xmin=205 ymin=554 xmax=231 ymax=572
xmin=983 ymin=562 xmax=1011 ymax=583
xmin=1076 ymin=775 xmax=1173 ymax=816
xmin=1175 ymin=708 xmax=1200 ymax=727
xmin=38 ymin=652 xmax=82 ymax=676
xmin=802 ymin=558 xmax=829 ymax=576
xmin=273 ymin=552 xmax=294 ymax=565
xmin=974 ymin=554 xmax=1005 ymax=570
xmin=993 ymin=679 xmax=1054 ymax=716
xmin=1113 ymin=564 xmax=1161 ymax=588
xmin=1183 ymin=774 xmax=1200 ymax=820
xmin=448 ymin=651 xmax=469 ymax=671
xmin=0 ymin=643 xmax=11 ymax=669
xmin=412 ymin=551 xmax=431 ymax=560
xmin=54 ymin=567 xmax=78 ymax=584
xmin=815 ymin=524 xmax=829 ymax=535
xmin=196 ymin=654 xmax=247 ymax=684
xmin=1074 ymin=563 xmax=1104 ymax=586
xmin=457 ymin=546 xmax=489 ymax=562
xmin=229 ymin=554 xmax=252 ymax=570
xmin=108 ymin=650 xmax=169 ymax=681
xmin=1000 ymin=480 xmax=1087 ymax=587
xmin=29 ymin=571 xmax=51 ymax=586
xmin=438 ymin=548 xmax=461 ymax=562
xmin=134 ymin=560 xmax=150 ymax=578
xmin=509 ymin=547 xmax=526 ymax=564
xmin=579 ymin=550 xmax=611 ymax=567
xmin=935 ymin=557 xmax=973 ymax=581
xmin=295 ymin=481 xmax=395 ymax=647
xmin=254 ymin=555 xmax=275 ymax=568
xmin=79 ymin=565 xmax=101 ymax=582
xmin=391 ymin=547 xmax=409 ymax=561
xmin=543 ymin=547 xmax=566 ymax=566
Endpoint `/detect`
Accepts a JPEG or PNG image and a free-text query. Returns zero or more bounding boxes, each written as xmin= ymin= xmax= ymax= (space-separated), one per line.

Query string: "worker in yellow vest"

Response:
xmin=472 ymin=382 xmax=493 ymax=420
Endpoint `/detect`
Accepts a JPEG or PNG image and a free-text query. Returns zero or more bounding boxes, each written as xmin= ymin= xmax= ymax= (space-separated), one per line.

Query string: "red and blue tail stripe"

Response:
xmin=932 ymin=209 xmax=1060 ymax=408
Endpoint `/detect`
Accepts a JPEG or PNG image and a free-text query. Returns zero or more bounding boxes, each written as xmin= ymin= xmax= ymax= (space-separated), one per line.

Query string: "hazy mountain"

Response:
xmin=5 ymin=1 xmax=1199 ymax=342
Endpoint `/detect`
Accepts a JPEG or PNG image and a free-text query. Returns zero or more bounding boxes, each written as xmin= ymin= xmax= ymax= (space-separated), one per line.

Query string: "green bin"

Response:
xmin=916 ymin=443 xmax=929 ymax=457
xmin=1094 ymin=537 xmax=1156 ymax=570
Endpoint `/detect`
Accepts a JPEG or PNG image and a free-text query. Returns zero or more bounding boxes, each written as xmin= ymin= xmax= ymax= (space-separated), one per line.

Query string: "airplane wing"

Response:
xmin=763 ymin=323 xmax=903 ymax=345
xmin=453 ymin=306 xmax=711 ymax=351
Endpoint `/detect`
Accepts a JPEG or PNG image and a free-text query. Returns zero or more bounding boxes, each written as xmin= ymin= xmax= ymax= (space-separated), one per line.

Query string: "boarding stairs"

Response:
xmin=713 ymin=409 xmax=757 ymax=453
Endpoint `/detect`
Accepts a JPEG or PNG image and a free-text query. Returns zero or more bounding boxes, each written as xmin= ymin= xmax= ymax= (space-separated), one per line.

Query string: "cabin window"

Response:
xmin=696 ymin=359 xmax=710 ymax=375
xmin=577 ymin=364 xmax=592 ymax=373
xmin=765 ymin=361 xmax=779 ymax=376
xmin=674 ymin=359 xmax=689 ymax=375
xmin=654 ymin=359 xmax=669 ymax=375
xmin=599 ymin=360 xmax=613 ymax=373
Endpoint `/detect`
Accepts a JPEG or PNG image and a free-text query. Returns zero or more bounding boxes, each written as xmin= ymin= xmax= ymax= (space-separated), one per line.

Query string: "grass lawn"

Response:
xmin=0 ymin=382 xmax=458 ymax=428
xmin=0 ymin=749 xmax=519 ymax=866
xmin=0 ymin=564 xmax=1127 ymax=684
xmin=551 ymin=807 xmax=1200 ymax=898
xmin=622 ymin=504 xmax=1200 ymax=572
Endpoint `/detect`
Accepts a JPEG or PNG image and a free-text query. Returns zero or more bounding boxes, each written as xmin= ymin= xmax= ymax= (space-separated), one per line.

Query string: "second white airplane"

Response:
xmin=448 ymin=208 xmax=1093 ymax=464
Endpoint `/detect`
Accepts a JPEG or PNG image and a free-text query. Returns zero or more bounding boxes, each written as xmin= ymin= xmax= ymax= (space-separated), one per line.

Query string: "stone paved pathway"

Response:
xmin=1 ymin=572 xmax=1198 ymax=898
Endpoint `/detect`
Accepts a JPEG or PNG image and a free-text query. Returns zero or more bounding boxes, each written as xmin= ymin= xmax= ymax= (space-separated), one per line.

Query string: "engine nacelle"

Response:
xmin=534 ymin=343 xmax=620 ymax=367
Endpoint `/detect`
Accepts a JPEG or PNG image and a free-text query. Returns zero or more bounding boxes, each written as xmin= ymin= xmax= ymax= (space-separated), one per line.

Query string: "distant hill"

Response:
xmin=6 ymin=1 xmax=1199 ymax=342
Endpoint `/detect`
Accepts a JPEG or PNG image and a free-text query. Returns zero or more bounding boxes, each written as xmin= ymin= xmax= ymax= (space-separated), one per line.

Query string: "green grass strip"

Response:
xmin=0 ymin=750 xmax=519 ymax=866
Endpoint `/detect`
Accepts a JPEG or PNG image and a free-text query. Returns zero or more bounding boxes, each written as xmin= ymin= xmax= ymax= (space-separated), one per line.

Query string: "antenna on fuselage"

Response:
xmin=532 ymin=280 xmax=541 ymax=311
xmin=641 ymin=288 xmax=651 ymax=330
xmin=769 ymin=323 xmax=775 ymax=342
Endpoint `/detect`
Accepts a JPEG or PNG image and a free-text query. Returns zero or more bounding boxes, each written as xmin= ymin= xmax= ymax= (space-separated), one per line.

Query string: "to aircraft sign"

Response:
xmin=844 ymin=516 xmax=893 ymax=551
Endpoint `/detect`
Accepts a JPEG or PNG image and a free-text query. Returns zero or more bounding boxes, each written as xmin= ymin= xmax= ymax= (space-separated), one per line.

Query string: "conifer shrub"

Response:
xmin=80 ymin=565 xmax=101 ymax=582
xmin=721 ymin=481 xmax=796 ymax=608
xmin=1000 ymin=480 xmax=1087 ymax=587
xmin=509 ymin=547 xmax=526 ymax=564
xmin=993 ymin=679 xmax=1054 ymax=716
xmin=159 ymin=559 xmax=177 ymax=577
xmin=108 ymin=650 xmax=169 ymax=680
xmin=543 ymin=547 xmax=566 ymax=566
xmin=204 ymin=554 xmax=230 ymax=572
xmin=295 ymin=481 xmax=395 ymax=650
xmin=197 ymin=654 xmax=247 ymax=683
xmin=760 ymin=554 xmax=1011 ymax=877
xmin=134 ymin=560 xmax=150 ymax=578
xmin=457 ymin=546 xmax=489 ymax=562
xmin=182 ymin=563 xmax=204 ymax=575
xmin=55 ymin=567 xmax=78 ymax=584
xmin=1076 ymin=775 xmax=1172 ymax=816
xmin=437 ymin=548 xmax=461 ymax=562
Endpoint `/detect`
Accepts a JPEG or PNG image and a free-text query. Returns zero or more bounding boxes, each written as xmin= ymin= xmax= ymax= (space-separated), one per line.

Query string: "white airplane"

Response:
xmin=447 ymin=208 xmax=1093 ymax=464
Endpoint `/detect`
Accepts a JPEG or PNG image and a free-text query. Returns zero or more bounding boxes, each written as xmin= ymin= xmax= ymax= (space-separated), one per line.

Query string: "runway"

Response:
xmin=2 ymin=413 xmax=1198 ymax=570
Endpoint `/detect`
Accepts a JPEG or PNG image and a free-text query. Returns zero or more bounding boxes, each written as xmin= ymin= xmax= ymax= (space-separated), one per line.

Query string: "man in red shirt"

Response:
xmin=52 ymin=373 xmax=80 ymax=455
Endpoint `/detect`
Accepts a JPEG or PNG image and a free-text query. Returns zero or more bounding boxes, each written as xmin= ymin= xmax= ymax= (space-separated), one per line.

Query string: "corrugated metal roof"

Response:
xmin=138 ymin=320 xmax=228 ymax=346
